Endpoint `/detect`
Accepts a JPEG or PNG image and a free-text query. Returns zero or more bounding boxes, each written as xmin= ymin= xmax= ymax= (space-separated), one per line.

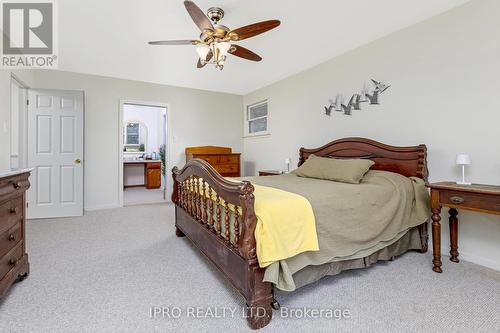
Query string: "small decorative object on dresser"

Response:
xmin=427 ymin=182 xmax=500 ymax=273
xmin=185 ymin=146 xmax=240 ymax=177
xmin=0 ymin=169 xmax=30 ymax=298
xmin=456 ymin=154 xmax=472 ymax=185
xmin=259 ymin=170 xmax=284 ymax=177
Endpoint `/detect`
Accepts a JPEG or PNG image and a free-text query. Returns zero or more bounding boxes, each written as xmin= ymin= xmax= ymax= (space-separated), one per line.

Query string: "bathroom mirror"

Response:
xmin=123 ymin=121 xmax=148 ymax=153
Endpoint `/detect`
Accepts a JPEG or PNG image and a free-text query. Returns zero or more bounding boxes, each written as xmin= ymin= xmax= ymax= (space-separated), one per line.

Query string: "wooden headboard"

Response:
xmin=298 ymin=137 xmax=428 ymax=181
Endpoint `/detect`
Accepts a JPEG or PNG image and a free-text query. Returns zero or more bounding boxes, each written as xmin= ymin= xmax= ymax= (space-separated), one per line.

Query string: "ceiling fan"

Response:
xmin=148 ymin=1 xmax=280 ymax=70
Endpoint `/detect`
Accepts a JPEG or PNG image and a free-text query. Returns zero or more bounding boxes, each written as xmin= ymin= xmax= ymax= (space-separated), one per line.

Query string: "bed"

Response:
xmin=171 ymin=137 xmax=429 ymax=329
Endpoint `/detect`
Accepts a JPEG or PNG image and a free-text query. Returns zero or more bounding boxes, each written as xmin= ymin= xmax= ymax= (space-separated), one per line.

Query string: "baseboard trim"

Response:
xmin=450 ymin=250 xmax=500 ymax=272
xmin=429 ymin=233 xmax=500 ymax=272
xmin=84 ymin=204 xmax=120 ymax=211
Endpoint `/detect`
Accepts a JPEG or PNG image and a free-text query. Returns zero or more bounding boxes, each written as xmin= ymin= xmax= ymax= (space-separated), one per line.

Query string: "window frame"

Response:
xmin=244 ymin=99 xmax=270 ymax=137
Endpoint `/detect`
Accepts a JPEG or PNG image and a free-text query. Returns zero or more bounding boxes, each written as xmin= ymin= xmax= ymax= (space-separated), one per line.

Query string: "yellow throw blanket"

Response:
xmin=249 ymin=183 xmax=319 ymax=268
xmin=195 ymin=178 xmax=319 ymax=268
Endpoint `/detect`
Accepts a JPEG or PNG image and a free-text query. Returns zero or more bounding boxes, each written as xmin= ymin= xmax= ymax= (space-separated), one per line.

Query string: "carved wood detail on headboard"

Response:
xmin=298 ymin=137 xmax=428 ymax=181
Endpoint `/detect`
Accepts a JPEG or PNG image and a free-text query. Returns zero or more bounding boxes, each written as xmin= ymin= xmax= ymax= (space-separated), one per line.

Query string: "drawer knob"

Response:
xmin=12 ymin=181 xmax=20 ymax=189
xmin=10 ymin=207 xmax=18 ymax=214
xmin=450 ymin=196 xmax=465 ymax=204
xmin=9 ymin=258 xmax=17 ymax=266
xmin=8 ymin=234 xmax=16 ymax=241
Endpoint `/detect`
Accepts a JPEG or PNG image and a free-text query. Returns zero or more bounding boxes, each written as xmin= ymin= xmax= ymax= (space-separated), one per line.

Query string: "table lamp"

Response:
xmin=284 ymin=158 xmax=291 ymax=173
xmin=456 ymin=154 xmax=471 ymax=185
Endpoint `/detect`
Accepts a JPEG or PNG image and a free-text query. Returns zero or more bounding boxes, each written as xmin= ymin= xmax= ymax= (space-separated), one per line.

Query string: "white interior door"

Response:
xmin=27 ymin=89 xmax=84 ymax=219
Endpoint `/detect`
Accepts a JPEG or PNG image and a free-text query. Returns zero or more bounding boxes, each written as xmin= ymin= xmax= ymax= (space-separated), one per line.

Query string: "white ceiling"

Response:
xmin=58 ymin=0 xmax=470 ymax=95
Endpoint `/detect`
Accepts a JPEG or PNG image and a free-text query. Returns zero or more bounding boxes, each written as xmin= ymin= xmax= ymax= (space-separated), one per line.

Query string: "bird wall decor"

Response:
xmin=324 ymin=79 xmax=390 ymax=116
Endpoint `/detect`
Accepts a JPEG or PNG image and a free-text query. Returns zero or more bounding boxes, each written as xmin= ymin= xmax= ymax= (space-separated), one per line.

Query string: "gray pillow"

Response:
xmin=293 ymin=155 xmax=375 ymax=184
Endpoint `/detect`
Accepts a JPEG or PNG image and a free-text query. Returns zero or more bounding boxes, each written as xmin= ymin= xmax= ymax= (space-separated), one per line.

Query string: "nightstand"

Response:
xmin=427 ymin=182 xmax=500 ymax=273
xmin=258 ymin=170 xmax=284 ymax=176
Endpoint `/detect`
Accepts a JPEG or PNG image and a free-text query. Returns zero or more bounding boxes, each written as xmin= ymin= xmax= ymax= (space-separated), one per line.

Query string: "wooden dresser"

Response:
xmin=185 ymin=146 xmax=241 ymax=177
xmin=0 ymin=170 xmax=30 ymax=298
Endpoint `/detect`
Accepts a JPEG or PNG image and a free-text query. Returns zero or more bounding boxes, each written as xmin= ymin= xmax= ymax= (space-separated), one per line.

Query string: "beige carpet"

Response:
xmin=0 ymin=204 xmax=499 ymax=332
xmin=123 ymin=187 xmax=166 ymax=206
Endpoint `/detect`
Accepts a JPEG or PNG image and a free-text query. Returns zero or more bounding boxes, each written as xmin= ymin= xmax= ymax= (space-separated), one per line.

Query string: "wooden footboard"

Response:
xmin=171 ymin=159 xmax=273 ymax=329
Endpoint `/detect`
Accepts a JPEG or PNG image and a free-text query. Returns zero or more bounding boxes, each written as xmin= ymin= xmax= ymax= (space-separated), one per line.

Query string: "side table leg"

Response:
xmin=449 ymin=208 xmax=459 ymax=263
xmin=431 ymin=207 xmax=443 ymax=273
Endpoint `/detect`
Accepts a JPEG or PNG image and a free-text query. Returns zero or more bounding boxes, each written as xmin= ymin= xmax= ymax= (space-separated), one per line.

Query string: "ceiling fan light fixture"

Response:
xmin=149 ymin=1 xmax=280 ymax=70
xmin=216 ymin=42 xmax=231 ymax=57
xmin=195 ymin=44 xmax=210 ymax=61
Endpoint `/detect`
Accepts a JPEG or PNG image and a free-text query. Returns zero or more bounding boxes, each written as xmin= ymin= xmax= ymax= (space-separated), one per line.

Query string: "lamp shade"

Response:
xmin=195 ymin=44 xmax=210 ymax=60
xmin=216 ymin=42 xmax=231 ymax=57
xmin=284 ymin=158 xmax=291 ymax=165
xmin=456 ymin=154 xmax=471 ymax=165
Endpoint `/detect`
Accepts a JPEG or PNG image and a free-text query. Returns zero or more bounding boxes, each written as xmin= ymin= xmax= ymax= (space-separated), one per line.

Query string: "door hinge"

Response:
xmin=27 ymin=99 xmax=30 ymax=105
xmin=26 ymin=202 xmax=29 ymax=208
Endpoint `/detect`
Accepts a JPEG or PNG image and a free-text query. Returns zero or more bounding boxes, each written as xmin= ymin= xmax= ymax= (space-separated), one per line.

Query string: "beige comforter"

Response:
xmin=240 ymin=170 xmax=430 ymax=291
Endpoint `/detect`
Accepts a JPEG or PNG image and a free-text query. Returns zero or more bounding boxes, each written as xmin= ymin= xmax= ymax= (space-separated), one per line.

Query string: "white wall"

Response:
xmin=31 ymin=69 xmax=242 ymax=210
xmin=243 ymin=0 xmax=500 ymax=271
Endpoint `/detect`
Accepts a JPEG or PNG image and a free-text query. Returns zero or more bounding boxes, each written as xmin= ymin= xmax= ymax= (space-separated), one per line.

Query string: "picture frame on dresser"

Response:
xmin=0 ymin=169 xmax=31 ymax=298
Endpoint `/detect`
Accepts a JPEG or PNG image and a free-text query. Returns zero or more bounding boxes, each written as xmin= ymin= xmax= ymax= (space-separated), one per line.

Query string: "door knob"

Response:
xmin=75 ymin=159 xmax=82 ymax=164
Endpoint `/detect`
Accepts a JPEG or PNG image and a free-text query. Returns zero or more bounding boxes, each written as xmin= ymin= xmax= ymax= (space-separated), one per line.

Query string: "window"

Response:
xmin=245 ymin=100 xmax=269 ymax=136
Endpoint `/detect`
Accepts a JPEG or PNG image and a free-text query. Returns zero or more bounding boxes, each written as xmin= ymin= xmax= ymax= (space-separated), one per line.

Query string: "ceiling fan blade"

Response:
xmin=184 ymin=1 xmax=214 ymax=32
xmin=228 ymin=20 xmax=280 ymax=41
xmin=229 ymin=45 xmax=262 ymax=62
xmin=148 ymin=40 xmax=197 ymax=45
xmin=197 ymin=50 xmax=213 ymax=68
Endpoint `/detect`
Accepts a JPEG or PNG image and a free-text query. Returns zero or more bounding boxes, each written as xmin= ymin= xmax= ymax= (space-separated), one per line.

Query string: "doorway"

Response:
xmin=119 ymin=101 xmax=169 ymax=206
xmin=10 ymin=76 xmax=27 ymax=170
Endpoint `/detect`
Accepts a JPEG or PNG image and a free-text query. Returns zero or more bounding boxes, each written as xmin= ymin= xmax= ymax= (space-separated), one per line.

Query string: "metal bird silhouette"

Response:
xmin=324 ymin=79 xmax=390 ymax=117
xmin=341 ymin=95 xmax=356 ymax=115
xmin=324 ymin=104 xmax=333 ymax=116
xmin=371 ymin=79 xmax=390 ymax=93
xmin=351 ymin=94 xmax=362 ymax=110
xmin=365 ymin=90 xmax=380 ymax=105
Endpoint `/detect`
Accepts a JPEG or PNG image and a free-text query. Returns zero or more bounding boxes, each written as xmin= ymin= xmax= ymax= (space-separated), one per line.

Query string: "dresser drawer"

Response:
xmin=0 ymin=222 xmax=22 ymax=259
xmin=440 ymin=190 xmax=500 ymax=213
xmin=215 ymin=164 xmax=239 ymax=174
xmin=0 ymin=196 xmax=23 ymax=233
xmin=195 ymin=155 xmax=220 ymax=165
xmin=146 ymin=162 xmax=161 ymax=169
xmin=0 ymin=241 xmax=23 ymax=280
xmin=219 ymin=155 xmax=239 ymax=164
xmin=0 ymin=175 xmax=28 ymax=202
